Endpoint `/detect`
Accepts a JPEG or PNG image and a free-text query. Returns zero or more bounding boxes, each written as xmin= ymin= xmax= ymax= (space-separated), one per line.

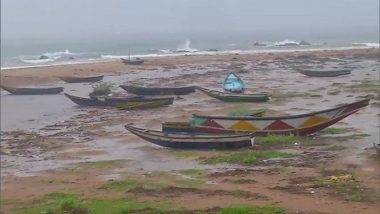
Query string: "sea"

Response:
xmin=1 ymin=36 xmax=379 ymax=70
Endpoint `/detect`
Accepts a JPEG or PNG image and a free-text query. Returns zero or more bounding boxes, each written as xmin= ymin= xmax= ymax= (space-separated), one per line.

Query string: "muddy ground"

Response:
xmin=1 ymin=48 xmax=379 ymax=214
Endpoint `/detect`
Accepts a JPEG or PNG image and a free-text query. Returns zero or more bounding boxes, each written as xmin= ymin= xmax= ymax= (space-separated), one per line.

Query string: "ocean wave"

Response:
xmin=21 ymin=58 xmax=55 ymax=64
xmin=176 ymin=39 xmax=198 ymax=52
xmin=352 ymin=42 xmax=379 ymax=48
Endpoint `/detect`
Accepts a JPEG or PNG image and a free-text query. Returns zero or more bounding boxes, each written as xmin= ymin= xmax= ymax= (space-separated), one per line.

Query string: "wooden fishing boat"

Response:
xmin=59 ymin=75 xmax=104 ymax=83
xmin=162 ymin=109 xmax=266 ymax=134
xmin=197 ymin=87 xmax=269 ymax=102
xmin=298 ymin=69 xmax=351 ymax=77
xmin=191 ymin=99 xmax=370 ymax=135
xmin=120 ymin=85 xmax=196 ymax=95
xmin=64 ymin=93 xmax=105 ymax=106
xmin=223 ymin=72 xmax=245 ymax=93
xmin=1 ymin=85 xmax=64 ymax=95
xmin=121 ymin=57 xmax=144 ymax=65
xmin=64 ymin=93 xmax=174 ymax=108
xmin=125 ymin=125 xmax=253 ymax=149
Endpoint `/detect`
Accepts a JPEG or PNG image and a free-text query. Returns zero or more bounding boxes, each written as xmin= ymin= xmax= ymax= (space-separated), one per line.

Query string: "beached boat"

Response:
xmin=191 ymin=99 xmax=370 ymax=135
xmin=116 ymin=97 xmax=174 ymax=110
xmin=121 ymin=57 xmax=144 ymax=65
xmin=223 ymin=72 xmax=245 ymax=93
xmin=120 ymin=85 xmax=196 ymax=95
xmin=1 ymin=85 xmax=64 ymax=95
xmin=298 ymin=69 xmax=351 ymax=77
xmin=162 ymin=109 xmax=266 ymax=134
xmin=197 ymin=87 xmax=269 ymax=102
xmin=125 ymin=125 xmax=253 ymax=149
xmin=59 ymin=75 xmax=104 ymax=83
xmin=64 ymin=93 xmax=174 ymax=108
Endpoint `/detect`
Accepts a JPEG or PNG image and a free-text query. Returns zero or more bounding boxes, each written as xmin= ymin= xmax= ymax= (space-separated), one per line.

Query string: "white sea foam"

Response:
xmin=352 ymin=43 xmax=379 ymax=48
xmin=176 ymin=39 xmax=198 ymax=52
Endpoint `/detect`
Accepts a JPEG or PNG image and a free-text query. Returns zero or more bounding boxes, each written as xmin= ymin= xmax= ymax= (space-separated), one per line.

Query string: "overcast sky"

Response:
xmin=1 ymin=0 xmax=379 ymax=41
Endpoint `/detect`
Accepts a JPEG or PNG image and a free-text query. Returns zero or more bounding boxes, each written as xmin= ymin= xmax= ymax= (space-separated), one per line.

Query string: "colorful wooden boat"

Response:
xmin=64 ymin=93 xmax=174 ymax=108
xmin=59 ymin=75 xmax=104 ymax=83
xmin=191 ymin=99 xmax=370 ymax=135
xmin=1 ymin=85 xmax=64 ymax=95
xmin=162 ymin=109 xmax=266 ymax=134
xmin=120 ymin=85 xmax=196 ymax=95
xmin=223 ymin=72 xmax=245 ymax=93
xmin=299 ymin=69 xmax=351 ymax=77
xmin=121 ymin=57 xmax=144 ymax=65
xmin=197 ymin=87 xmax=269 ymax=102
xmin=125 ymin=125 xmax=253 ymax=149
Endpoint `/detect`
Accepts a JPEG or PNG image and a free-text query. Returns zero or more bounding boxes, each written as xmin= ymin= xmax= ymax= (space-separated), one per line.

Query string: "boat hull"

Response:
xmin=65 ymin=93 xmax=174 ymax=109
xmin=125 ymin=125 xmax=252 ymax=150
xmin=121 ymin=58 xmax=144 ymax=65
xmin=120 ymin=85 xmax=196 ymax=95
xmin=299 ymin=69 xmax=351 ymax=77
xmin=59 ymin=75 xmax=104 ymax=83
xmin=1 ymin=86 xmax=64 ymax=95
xmin=197 ymin=87 xmax=269 ymax=102
xmin=191 ymin=99 xmax=370 ymax=136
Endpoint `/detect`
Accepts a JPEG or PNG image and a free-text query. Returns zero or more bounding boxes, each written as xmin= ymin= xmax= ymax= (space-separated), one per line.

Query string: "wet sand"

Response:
xmin=1 ymin=48 xmax=379 ymax=213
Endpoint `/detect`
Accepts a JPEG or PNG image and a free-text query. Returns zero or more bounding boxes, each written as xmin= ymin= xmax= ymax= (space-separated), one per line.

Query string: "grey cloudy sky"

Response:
xmin=1 ymin=0 xmax=379 ymax=41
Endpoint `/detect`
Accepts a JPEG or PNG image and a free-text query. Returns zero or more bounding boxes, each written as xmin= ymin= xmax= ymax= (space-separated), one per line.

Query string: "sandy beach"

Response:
xmin=1 ymin=48 xmax=380 ymax=213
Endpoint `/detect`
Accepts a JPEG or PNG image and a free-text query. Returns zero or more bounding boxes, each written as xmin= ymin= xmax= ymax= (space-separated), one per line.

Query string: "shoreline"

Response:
xmin=0 ymin=47 xmax=378 ymax=87
xmin=1 ymin=45 xmax=377 ymax=71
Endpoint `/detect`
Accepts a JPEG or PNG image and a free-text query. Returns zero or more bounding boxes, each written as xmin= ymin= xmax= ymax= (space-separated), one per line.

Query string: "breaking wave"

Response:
xmin=176 ymin=39 xmax=198 ymax=52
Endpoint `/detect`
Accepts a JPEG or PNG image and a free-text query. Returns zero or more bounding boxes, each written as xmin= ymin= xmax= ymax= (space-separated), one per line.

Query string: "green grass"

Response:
xmin=170 ymin=150 xmax=203 ymax=158
xmin=15 ymin=191 xmax=286 ymax=214
xmin=256 ymin=134 xmax=299 ymax=144
xmin=99 ymin=178 xmax=164 ymax=190
xmin=77 ymin=160 xmax=125 ymax=169
xmin=177 ymin=169 xmax=205 ymax=176
xmin=322 ymin=127 xmax=347 ymax=135
xmin=312 ymin=174 xmax=378 ymax=202
xmin=201 ymin=150 xmax=294 ymax=165
xmin=219 ymin=205 xmax=286 ymax=214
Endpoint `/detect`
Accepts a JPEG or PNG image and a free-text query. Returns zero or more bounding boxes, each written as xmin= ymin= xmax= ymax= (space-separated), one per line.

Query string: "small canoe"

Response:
xmin=197 ymin=87 xmax=269 ymax=102
xmin=1 ymin=85 xmax=64 ymax=95
xmin=223 ymin=72 xmax=245 ymax=93
xmin=192 ymin=99 xmax=370 ymax=136
xmin=120 ymin=85 xmax=196 ymax=95
xmin=125 ymin=125 xmax=253 ymax=150
xmin=299 ymin=69 xmax=351 ymax=77
xmin=121 ymin=58 xmax=144 ymax=65
xmin=64 ymin=93 xmax=174 ymax=108
xmin=59 ymin=75 xmax=104 ymax=83
xmin=162 ymin=109 xmax=266 ymax=134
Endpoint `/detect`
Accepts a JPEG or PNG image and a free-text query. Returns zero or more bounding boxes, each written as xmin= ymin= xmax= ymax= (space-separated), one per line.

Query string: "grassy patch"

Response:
xmin=77 ymin=159 xmax=125 ymax=169
xmin=322 ymin=127 xmax=347 ymax=135
xmin=170 ymin=150 xmax=203 ymax=158
xmin=99 ymin=178 xmax=164 ymax=190
xmin=177 ymin=168 xmax=205 ymax=177
xmin=201 ymin=150 xmax=294 ymax=165
xmin=312 ymin=173 xmax=378 ymax=202
xmin=256 ymin=134 xmax=300 ymax=144
xmin=16 ymin=192 xmax=88 ymax=214
xmin=219 ymin=205 xmax=286 ymax=214
xmin=175 ymin=179 xmax=205 ymax=188
xmin=15 ymin=191 xmax=285 ymax=214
